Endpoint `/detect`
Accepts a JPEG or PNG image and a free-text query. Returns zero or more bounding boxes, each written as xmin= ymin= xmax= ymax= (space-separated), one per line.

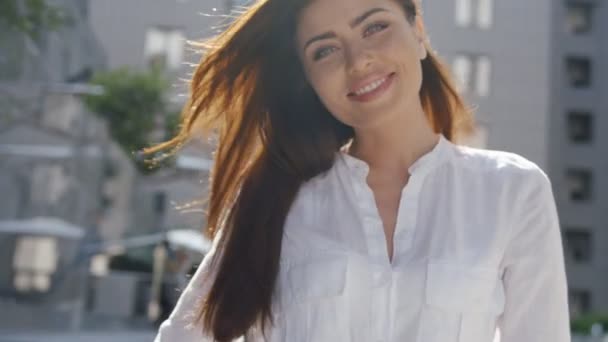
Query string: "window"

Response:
xmin=476 ymin=0 xmax=494 ymax=29
xmin=455 ymin=0 xmax=494 ymax=29
xmin=567 ymin=111 xmax=593 ymax=143
xmin=475 ymin=56 xmax=492 ymax=96
xmin=453 ymin=54 xmax=492 ymax=96
xmin=566 ymin=168 xmax=592 ymax=201
xmin=100 ymin=194 xmax=113 ymax=213
xmin=566 ymin=3 xmax=593 ymax=34
xmin=13 ymin=236 xmax=58 ymax=293
xmin=144 ymin=26 xmax=185 ymax=70
xmin=153 ymin=191 xmax=167 ymax=215
xmin=103 ymin=161 xmax=118 ymax=179
xmin=453 ymin=55 xmax=473 ymax=91
xmin=31 ymin=164 xmax=70 ymax=204
xmin=566 ymin=57 xmax=592 ymax=88
xmin=569 ymin=289 xmax=592 ymax=317
xmin=41 ymin=93 xmax=82 ymax=133
xmin=564 ymin=229 xmax=592 ymax=263
xmin=455 ymin=0 xmax=473 ymax=26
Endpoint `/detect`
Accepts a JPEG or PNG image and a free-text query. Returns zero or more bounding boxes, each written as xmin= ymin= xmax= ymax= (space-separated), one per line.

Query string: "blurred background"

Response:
xmin=0 ymin=0 xmax=605 ymax=341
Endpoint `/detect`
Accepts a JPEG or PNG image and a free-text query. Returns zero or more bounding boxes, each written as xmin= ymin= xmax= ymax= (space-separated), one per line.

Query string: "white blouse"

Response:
xmin=155 ymin=134 xmax=571 ymax=342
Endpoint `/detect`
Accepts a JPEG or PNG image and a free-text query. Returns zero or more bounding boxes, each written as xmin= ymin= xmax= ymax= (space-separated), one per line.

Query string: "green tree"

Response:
xmin=571 ymin=313 xmax=608 ymax=335
xmin=0 ymin=0 xmax=69 ymax=40
xmin=84 ymin=67 xmax=173 ymax=173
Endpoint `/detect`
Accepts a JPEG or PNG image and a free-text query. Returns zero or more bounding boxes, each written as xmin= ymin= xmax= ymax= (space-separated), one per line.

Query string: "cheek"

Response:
xmin=387 ymin=41 xmax=424 ymax=89
xmin=308 ymin=73 xmax=354 ymax=124
xmin=379 ymin=27 xmax=422 ymax=68
xmin=309 ymin=67 xmax=346 ymax=106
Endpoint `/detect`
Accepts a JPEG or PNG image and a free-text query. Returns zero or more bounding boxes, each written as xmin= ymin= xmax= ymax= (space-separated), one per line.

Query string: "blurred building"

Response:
xmin=89 ymin=0 xmax=222 ymax=236
xmin=0 ymin=0 xmax=137 ymax=331
xmin=0 ymin=0 xmax=219 ymax=335
xmin=131 ymin=140 xmax=213 ymax=238
xmin=422 ymin=0 xmax=607 ymax=316
xmin=89 ymin=0 xmax=225 ymax=73
xmin=0 ymin=1 xmax=105 ymax=84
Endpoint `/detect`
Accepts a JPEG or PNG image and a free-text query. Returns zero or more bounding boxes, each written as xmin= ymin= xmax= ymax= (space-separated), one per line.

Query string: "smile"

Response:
xmin=353 ymin=76 xmax=389 ymax=96
xmin=347 ymin=72 xmax=396 ymax=103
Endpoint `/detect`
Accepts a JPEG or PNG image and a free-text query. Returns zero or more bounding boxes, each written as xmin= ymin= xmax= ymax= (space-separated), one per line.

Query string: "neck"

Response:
xmin=347 ymin=102 xmax=439 ymax=176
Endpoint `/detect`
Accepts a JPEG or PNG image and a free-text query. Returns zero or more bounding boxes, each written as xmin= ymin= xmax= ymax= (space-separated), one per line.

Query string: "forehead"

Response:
xmin=296 ymin=0 xmax=402 ymax=37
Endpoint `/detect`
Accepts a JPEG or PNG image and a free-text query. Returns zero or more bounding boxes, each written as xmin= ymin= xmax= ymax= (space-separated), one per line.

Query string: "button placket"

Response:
xmin=393 ymin=171 xmax=427 ymax=254
xmin=350 ymin=168 xmax=387 ymax=264
xmin=370 ymin=269 xmax=392 ymax=342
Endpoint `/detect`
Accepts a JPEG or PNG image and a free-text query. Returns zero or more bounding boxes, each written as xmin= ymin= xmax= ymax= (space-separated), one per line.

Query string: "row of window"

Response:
xmin=452 ymin=0 xmax=598 ymax=317
xmin=455 ymin=0 xmax=494 ymax=29
xmin=454 ymin=0 xmax=596 ymax=34
xmin=142 ymin=1 xmax=247 ymax=70
xmin=452 ymin=55 xmax=491 ymax=96
xmin=562 ymin=0 xmax=597 ymax=301
xmin=450 ymin=54 xmax=597 ymax=98
xmin=143 ymin=0 xmax=596 ymax=73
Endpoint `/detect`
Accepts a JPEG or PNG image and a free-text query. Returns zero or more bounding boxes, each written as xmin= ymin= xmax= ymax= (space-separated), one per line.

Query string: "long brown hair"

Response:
xmin=146 ymin=0 xmax=473 ymax=340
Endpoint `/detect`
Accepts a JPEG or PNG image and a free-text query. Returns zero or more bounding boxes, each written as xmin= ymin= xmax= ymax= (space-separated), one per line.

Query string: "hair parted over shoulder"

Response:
xmin=145 ymin=0 xmax=474 ymax=340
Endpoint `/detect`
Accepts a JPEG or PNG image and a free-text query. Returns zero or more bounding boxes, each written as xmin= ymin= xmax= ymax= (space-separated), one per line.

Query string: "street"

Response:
xmin=0 ymin=330 xmax=156 ymax=342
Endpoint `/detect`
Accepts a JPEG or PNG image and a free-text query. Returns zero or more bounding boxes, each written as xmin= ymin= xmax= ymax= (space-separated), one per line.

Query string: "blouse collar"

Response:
xmin=338 ymin=133 xmax=452 ymax=180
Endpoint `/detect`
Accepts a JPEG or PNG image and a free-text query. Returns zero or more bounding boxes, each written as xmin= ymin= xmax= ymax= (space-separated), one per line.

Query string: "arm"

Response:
xmin=498 ymin=169 xmax=571 ymax=342
xmin=154 ymin=232 xmax=222 ymax=342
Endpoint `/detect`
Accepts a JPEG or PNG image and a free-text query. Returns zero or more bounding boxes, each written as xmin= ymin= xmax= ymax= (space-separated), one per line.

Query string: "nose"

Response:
xmin=345 ymin=44 xmax=373 ymax=75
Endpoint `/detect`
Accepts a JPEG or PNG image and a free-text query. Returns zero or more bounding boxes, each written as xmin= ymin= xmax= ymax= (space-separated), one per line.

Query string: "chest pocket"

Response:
xmin=286 ymin=255 xmax=348 ymax=303
xmin=417 ymin=261 xmax=505 ymax=342
xmin=277 ymin=254 xmax=349 ymax=342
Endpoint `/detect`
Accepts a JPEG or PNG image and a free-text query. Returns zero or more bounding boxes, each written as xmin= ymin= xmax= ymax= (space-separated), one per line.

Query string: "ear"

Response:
xmin=414 ymin=15 xmax=428 ymax=60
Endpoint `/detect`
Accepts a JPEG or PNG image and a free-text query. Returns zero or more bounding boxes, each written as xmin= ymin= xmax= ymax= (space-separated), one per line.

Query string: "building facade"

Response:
xmin=0 ymin=0 xmax=136 ymax=331
xmin=89 ymin=0 xmax=224 ymax=237
xmin=422 ymin=0 xmax=607 ymax=316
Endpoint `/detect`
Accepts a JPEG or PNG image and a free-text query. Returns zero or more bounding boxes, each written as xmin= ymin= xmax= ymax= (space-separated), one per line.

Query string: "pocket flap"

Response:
xmin=286 ymin=255 xmax=348 ymax=303
xmin=425 ymin=262 xmax=505 ymax=315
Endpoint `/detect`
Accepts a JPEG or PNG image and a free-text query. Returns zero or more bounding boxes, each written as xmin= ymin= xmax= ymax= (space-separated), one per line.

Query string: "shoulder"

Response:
xmin=449 ymin=143 xmax=550 ymax=187
xmin=452 ymin=144 xmax=541 ymax=174
xmin=445 ymin=143 xmax=555 ymax=209
xmin=283 ymin=159 xmax=343 ymax=235
xmin=283 ymin=170 xmax=327 ymax=230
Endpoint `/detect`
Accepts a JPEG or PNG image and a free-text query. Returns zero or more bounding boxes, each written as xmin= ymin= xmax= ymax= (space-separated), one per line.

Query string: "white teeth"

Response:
xmin=353 ymin=77 xmax=387 ymax=96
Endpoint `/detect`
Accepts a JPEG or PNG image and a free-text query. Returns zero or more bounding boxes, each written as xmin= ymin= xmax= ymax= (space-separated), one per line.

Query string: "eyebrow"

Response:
xmin=302 ymin=7 xmax=388 ymax=52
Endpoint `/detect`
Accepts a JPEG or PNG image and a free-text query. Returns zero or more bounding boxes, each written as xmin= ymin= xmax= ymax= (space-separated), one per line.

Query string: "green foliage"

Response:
xmin=0 ymin=0 xmax=70 ymax=40
xmin=571 ymin=314 xmax=608 ymax=335
xmin=164 ymin=110 xmax=182 ymax=140
xmin=84 ymin=67 xmax=172 ymax=173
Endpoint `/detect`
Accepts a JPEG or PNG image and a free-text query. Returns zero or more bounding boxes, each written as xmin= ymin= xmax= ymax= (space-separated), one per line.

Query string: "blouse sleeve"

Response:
xmin=154 ymin=231 xmax=222 ymax=342
xmin=497 ymin=169 xmax=571 ymax=342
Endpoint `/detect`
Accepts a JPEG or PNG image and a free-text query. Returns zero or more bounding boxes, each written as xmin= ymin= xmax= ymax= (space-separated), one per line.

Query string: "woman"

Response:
xmin=152 ymin=0 xmax=571 ymax=340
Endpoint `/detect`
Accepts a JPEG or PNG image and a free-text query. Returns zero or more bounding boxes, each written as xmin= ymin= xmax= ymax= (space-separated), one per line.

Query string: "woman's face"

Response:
xmin=296 ymin=0 xmax=427 ymax=130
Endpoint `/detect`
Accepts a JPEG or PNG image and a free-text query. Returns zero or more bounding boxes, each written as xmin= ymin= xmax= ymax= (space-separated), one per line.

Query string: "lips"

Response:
xmin=347 ymin=72 xmax=396 ymax=103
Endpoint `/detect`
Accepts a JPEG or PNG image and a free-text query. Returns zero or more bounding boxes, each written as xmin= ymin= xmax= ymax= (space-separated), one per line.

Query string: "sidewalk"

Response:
xmin=0 ymin=330 xmax=156 ymax=342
